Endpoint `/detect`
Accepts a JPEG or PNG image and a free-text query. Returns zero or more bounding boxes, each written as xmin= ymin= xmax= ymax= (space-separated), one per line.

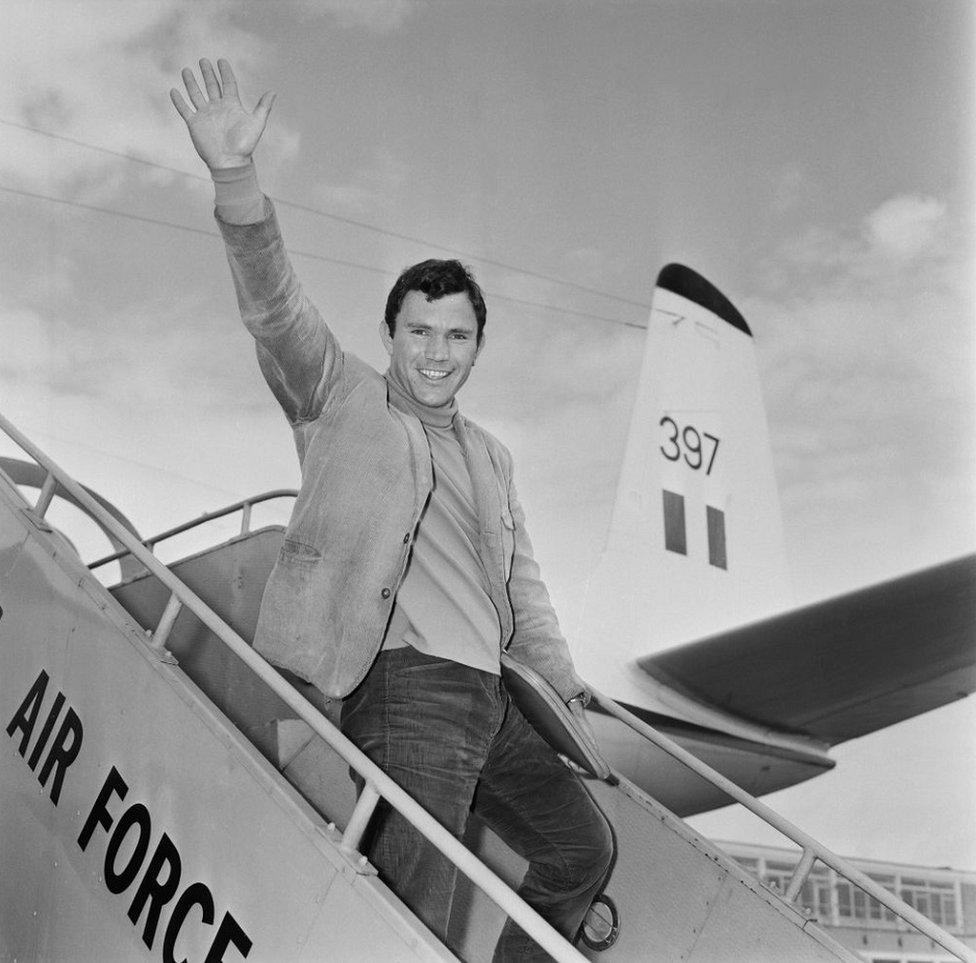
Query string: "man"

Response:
xmin=171 ymin=58 xmax=613 ymax=961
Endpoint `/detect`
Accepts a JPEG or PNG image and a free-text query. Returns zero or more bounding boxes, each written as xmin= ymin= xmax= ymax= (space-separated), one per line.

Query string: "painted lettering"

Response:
xmin=204 ymin=913 xmax=252 ymax=963
xmin=36 ymin=704 xmax=83 ymax=805
xmin=659 ymin=416 xmax=721 ymax=475
xmin=129 ymin=832 xmax=182 ymax=949
xmin=6 ymin=669 xmax=83 ymax=805
xmin=105 ymin=803 xmax=153 ymax=894
xmin=27 ymin=691 xmax=65 ymax=770
xmin=7 ymin=676 xmax=253 ymax=960
xmin=79 ymin=766 xmax=252 ymax=960
xmin=6 ymin=668 xmax=49 ymax=755
xmin=163 ymin=883 xmax=215 ymax=963
xmin=78 ymin=764 xmax=128 ymax=850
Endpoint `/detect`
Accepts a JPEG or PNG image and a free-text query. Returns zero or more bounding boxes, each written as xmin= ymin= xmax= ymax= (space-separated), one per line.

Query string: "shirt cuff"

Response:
xmin=212 ymin=163 xmax=266 ymax=224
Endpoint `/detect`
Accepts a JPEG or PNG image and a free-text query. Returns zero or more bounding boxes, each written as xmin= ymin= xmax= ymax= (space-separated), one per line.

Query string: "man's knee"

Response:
xmin=551 ymin=806 xmax=614 ymax=894
xmin=579 ymin=810 xmax=614 ymax=887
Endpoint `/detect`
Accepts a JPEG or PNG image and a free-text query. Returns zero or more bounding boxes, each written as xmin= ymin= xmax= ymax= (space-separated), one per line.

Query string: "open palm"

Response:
xmin=171 ymin=58 xmax=275 ymax=170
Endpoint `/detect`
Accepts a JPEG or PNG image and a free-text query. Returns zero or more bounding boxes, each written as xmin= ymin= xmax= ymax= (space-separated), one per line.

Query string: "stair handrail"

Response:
xmin=0 ymin=411 xmax=586 ymax=963
xmin=589 ymin=688 xmax=976 ymax=963
xmin=88 ymin=489 xmax=298 ymax=570
xmin=6 ymin=409 xmax=970 ymax=963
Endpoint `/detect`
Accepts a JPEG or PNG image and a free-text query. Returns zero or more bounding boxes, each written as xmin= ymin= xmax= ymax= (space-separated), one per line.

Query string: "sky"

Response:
xmin=0 ymin=1 xmax=973 ymax=872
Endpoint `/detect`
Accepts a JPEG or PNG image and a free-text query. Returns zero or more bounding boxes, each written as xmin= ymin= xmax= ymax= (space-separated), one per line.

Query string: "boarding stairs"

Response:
xmin=1 ymin=412 xmax=972 ymax=963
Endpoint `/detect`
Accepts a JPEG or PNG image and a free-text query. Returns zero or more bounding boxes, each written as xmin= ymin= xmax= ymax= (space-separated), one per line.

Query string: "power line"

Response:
xmin=5 ymin=427 xmax=243 ymax=501
xmin=0 ymin=116 xmax=653 ymax=313
xmin=0 ymin=182 xmax=647 ymax=330
xmin=0 ymin=118 xmax=206 ymax=185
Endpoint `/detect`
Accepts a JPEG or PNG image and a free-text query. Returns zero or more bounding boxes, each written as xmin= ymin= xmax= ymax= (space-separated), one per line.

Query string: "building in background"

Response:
xmin=719 ymin=841 xmax=976 ymax=962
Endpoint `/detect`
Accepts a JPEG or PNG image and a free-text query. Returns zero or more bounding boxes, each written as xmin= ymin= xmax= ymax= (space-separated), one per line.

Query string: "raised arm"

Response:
xmin=171 ymin=60 xmax=342 ymax=425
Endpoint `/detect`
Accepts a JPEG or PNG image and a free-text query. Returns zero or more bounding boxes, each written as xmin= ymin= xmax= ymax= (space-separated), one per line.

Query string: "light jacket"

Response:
xmin=217 ymin=201 xmax=583 ymax=701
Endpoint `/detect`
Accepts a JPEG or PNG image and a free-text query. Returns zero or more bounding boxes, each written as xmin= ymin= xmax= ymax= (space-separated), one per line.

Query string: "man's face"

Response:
xmin=381 ymin=290 xmax=483 ymax=408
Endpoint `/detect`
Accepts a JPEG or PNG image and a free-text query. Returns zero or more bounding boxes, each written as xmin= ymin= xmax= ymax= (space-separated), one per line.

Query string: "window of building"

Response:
xmin=762 ymin=860 xmax=794 ymax=896
xmin=836 ymin=877 xmax=898 ymax=925
xmin=866 ymin=874 xmax=897 ymax=922
xmin=837 ymin=880 xmax=852 ymax=918
xmin=760 ymin=859 xmax=831 ymax=921
xmin=798 ymin=870 xmax=832 ymax=921
xmin=662 ymin=490 xmax=686 ymax=555
xmin=900 ymin=878 xmax=958 ymax=929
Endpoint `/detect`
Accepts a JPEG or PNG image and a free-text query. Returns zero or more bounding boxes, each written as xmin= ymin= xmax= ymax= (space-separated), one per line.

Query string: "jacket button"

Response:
xmin=403 ymin=532 xmax=410 ymax=544
xmin=381 ymin=588 xmax=391 ymax=599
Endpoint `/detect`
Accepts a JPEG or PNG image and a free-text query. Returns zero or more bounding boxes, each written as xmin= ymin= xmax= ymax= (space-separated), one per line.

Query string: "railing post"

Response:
xmin=341 ymin=781 xmax=381 ymax=859
xmin=785 ymin=847 xmax=816 ymax=903
xmin=152 ymin=592 xmax=183 ymax=652
xmin=34 ymin=472 xmax=57 ymax=518
xmin=240 ymin=501 xmax=253 ymax=535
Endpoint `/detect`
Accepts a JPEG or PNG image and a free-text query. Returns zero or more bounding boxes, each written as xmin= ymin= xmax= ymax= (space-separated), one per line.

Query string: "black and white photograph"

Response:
xmin=1 ymin=2 xmax=973 ymax=961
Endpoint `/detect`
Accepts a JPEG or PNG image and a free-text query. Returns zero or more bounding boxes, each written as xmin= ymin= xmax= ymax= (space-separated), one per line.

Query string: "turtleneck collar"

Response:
xmin=385 ymin=370 xmax=457 ymax=428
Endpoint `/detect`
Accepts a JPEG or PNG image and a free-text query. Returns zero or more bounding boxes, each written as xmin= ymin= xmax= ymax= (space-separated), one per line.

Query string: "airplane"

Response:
xmin=570 ymin=262 xmax=976 ymax=816
xmin=2 ymin=262 xmax=973 ymax=962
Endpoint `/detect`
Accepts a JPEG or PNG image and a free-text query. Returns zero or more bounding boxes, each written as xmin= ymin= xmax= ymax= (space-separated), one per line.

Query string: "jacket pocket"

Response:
xmin=279 ymin=537 xmax=322 ymax=566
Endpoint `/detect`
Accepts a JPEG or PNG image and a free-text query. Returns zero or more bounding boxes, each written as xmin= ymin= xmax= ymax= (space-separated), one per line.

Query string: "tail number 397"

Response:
xmin=659 ymin=417 xmax=720 ymax=475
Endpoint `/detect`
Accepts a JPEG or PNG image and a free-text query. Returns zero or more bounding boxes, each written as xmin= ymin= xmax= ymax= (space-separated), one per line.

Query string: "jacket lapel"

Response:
xmin=455 ymin=417 xmax=514 ymax=641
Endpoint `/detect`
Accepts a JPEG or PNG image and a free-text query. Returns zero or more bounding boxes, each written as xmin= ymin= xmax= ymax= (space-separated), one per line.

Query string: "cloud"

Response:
xmin=312 ymin=147 xmax=410 ymax=217
xmin=0 ymin=306 xmax=53 ymax=378
xmin=745 ymin=193 xmax=975 ymax=595
xmin=0 ymin=2 xmax=300 ymax=197
xmin=865 ymin=195 xmax=948 ymax=260
xmin=751 ymin=194 xmax=969 ymax=379
xmin=559 ymin=246 xmax=625 ymax=290
xmin=770 ymin=163 xmax=811 ymax=215
xmin=294 ymin=0 xmax=424 ymax=33
xmin=0 ymin=280 xmax=264 ymax=417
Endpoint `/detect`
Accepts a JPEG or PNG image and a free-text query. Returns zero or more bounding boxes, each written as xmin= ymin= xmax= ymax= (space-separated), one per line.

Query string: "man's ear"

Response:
xmin=475 ymin=330 xmax=486 ymax=362
xmin=379 ymin=318 xmax=393 ymax=355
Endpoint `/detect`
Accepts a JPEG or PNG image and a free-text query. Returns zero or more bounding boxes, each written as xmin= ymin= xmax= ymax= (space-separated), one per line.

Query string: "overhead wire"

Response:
xmin=0 ymin=121 xmax=649 ymax=516
xmin=0 ymin=116 xmax=653 ymax=317
xmin=0 ymin=181 xmax=648 ymax=329
xmin=0 ymin=120 xmax=651 ymax=528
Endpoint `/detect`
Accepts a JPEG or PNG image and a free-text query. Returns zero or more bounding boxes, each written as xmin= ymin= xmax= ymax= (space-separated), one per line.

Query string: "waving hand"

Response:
xmin=170 ymin=58 xmax=275 ymax=170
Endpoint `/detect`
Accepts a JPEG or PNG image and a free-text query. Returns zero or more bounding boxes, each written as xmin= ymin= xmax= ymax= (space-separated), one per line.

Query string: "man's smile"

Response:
xmin=419 ymin=368 xmax=451 ymax=381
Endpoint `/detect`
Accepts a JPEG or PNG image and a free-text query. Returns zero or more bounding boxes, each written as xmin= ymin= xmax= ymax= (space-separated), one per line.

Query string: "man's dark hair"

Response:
xmin=384 ymin=259 xmax=487 ymax=343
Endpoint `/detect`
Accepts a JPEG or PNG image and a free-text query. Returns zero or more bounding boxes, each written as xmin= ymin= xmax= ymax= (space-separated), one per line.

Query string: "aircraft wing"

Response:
xmin=637 ymin=553 xmax=976 ymax=745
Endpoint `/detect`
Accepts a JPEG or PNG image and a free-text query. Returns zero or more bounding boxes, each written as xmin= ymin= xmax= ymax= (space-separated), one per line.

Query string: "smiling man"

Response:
xmin=383 ymin=280 xmax=483 ymax=407
xmin=172 ymin=59 xmax=612 ymax=961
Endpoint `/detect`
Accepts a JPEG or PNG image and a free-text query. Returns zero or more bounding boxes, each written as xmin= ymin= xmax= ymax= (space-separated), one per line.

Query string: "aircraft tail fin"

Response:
xmin=575 ymin=264 xmax=792 ymax=702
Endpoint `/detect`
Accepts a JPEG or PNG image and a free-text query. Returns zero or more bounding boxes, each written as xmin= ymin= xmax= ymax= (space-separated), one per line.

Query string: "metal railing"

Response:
xmin=589 ymin=690 xmax=976 ymax=963
xmin=88 ymin=489 xmax=298 ymax=571
xmin=3 ymin=409 xmax=972 ymax=963
xmin=0 ymin=411 xmax=586 ymax=963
